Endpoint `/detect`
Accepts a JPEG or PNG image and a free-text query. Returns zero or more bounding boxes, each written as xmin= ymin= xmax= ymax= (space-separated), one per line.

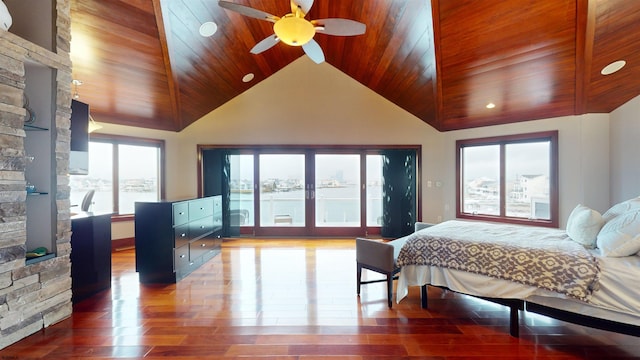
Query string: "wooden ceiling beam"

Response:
xmin=153 ymin=0 xmax=182 ymax=131
xmin=431 ymin=0 xmax=444 ymax=131
xmin=574 ymin=0 xmax=596 ymax=115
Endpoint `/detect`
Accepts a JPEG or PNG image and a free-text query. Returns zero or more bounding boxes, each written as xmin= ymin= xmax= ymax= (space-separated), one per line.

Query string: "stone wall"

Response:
xmin=0 ymin=0 xmax=73 ymax=349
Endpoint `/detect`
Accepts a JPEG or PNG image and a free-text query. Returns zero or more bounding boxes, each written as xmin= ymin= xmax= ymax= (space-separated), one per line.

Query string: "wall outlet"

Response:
xmin=437 ymin=215 xmax=442 ymax=222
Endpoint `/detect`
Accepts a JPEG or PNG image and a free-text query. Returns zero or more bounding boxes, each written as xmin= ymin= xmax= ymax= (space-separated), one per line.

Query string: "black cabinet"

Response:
xmin=71 ymin=213 xmax=112 ymax=303
xmin=69 ymin=99 xmax=89 ymax=175
xmin=134 ymin=196 xmax=222 ymax=283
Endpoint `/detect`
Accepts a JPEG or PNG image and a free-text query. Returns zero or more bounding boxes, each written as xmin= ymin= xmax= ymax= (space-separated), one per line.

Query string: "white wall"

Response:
xmin=99 ymin=56 xmax=632 ymax=238
xmin=610 ymin=95 xmax=640 ymax=204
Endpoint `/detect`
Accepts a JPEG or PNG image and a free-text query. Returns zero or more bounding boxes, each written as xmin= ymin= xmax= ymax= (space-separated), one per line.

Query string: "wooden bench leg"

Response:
xmin=356 ymin=263 xmax=362 ymax=296
xmin=356 ymin=260 xmax=398 ymax=308
xmin=386 ymin=273 xmax=393 ymax=308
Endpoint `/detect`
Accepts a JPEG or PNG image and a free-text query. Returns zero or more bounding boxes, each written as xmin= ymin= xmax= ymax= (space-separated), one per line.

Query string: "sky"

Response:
xmin=85 ymin=142 xmax=158 ymax=179
xmin=463 ymin=141 xmax=550 ymax=181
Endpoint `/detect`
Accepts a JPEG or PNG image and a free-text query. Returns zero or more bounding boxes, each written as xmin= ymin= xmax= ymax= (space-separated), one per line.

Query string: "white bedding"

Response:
xmin=396 ymin=222 xmax=640 ymax=326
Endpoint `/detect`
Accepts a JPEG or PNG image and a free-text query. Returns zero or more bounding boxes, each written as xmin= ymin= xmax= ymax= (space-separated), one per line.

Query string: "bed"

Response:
xmin=394 ymin=199 xmax=640 ymax=337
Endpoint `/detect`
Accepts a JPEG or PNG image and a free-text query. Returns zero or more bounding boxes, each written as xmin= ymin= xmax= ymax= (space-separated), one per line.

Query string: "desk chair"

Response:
xmin=80 ymin=189 xmax=95 ymax=212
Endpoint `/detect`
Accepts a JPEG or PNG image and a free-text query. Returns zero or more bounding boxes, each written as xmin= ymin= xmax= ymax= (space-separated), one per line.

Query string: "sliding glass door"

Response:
xmin=202 ymin=146 xmax=419 ymax=238
xmin=257 ymin=153 xmax=307 ymax=235
xmin=314 ymin=154 xmax=361 ymax=228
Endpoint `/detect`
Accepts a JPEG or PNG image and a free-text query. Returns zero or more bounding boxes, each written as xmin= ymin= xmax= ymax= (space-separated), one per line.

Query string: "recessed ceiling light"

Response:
xmin=242 ymin=73 xmax=255 ymax=83
xmin=199 ymin=22 xmax=218 ymax=37
xmin=486 ymin=102 xmax=496 ymax=109
xmin=601 ymin=60 xmax=626 ymax=75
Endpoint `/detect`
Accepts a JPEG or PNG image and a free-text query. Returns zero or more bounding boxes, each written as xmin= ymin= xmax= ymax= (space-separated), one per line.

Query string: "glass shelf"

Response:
xmin=27 ymin=192 xmax=49 ymax=196
xmin=24 ymin=124 xmax=49 ymax=131
xmin=25 ymin=253 xmax=55 ymax=265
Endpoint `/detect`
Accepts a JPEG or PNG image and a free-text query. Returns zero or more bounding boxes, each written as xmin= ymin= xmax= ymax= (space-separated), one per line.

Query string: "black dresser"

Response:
xmin=134 ymin=196 xmax=223 ymax=283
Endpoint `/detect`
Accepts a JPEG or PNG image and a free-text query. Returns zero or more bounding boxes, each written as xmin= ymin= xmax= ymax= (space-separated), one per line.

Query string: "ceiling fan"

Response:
xmin=218 ymin=0 xmax=366 ymax=64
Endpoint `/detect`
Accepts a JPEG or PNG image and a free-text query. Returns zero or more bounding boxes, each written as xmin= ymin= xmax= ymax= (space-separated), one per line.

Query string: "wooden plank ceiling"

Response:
xmin=69 ymin=0 xmax=640 ymax=132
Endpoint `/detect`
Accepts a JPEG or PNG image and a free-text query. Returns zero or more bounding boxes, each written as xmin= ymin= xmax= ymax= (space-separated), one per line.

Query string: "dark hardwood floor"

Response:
xmin=1 ymin=239 xmax=638 ymax=359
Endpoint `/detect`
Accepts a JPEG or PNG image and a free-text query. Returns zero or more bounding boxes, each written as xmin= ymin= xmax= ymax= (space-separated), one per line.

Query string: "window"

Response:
xmin=69 ymin=134 xmax=165 ymax=216
xmin=456 ymin=131 xmax=558 ymax=227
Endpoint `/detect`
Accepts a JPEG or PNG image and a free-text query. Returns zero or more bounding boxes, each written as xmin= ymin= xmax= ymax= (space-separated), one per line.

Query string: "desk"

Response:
xmin=71 ymin=212 xmax=112 ymax=303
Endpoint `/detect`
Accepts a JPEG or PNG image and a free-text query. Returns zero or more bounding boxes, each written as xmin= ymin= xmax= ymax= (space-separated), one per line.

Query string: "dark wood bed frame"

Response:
xmin=420 ymin=284 xmax=640 ymax=338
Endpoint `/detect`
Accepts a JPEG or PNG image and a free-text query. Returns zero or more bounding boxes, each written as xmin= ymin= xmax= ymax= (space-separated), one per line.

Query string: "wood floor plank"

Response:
xmin=0 ymin=239 xmax=638 ymax=359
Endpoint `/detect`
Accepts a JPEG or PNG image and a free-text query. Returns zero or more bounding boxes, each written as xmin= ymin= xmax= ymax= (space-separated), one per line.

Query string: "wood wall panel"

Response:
xmin=587 ymin=0 xmax=640 ymax=113
xmin=69 ymin=0 xmax=640 ymax=132
xmin=437 ymin=0 xmax=578 ymax=130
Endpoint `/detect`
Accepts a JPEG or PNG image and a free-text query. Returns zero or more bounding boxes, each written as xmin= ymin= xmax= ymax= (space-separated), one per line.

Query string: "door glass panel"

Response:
xmin=259 ymin=154 xmax=305 ymax=227
xmin=230 ymin=154 xmax=255 ymax=226
xmin=461 ymin=145 xmax=500 ymax=216
xmin=366 ymin=155 xmax=383 ymax=226
xmin=118 ymin=144 xmax=160 ymax=214
xmin=315 ymin=154 xmax=361 ymax=227
xmin=505 ymin=141 xmax=551 ymax=219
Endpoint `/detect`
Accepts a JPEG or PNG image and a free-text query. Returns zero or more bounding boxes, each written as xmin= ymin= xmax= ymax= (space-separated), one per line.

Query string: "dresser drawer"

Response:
xmin=190 ymin=237 xmax=218 ymax=260
xmin=174 ymin=245 xmax=190 ymax=271
xmin=213 ymin=195 xmax=222 ymax=214
xmin=174 ymin=224 xmax=190 ymax=248
xmin=188 ymin=197 xmax=213 ymax=221
xmin=190 ymin=216 xmax=214 ymax=240
xmin=173 ymin=202 xmax=189 ymax=226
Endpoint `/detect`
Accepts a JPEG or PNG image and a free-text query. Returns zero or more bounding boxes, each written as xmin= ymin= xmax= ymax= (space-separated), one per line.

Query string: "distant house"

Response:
xmin=467 ymin=177 xmax=499 ymax=198
xmin=509 ymin=174 xmax=549 ymax=202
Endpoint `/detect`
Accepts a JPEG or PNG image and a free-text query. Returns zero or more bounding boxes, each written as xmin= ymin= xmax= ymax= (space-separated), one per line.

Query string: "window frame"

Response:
xmin=86 ymin=133 xmax=166 ymax=220
xmin=456 ymin=131 xmax=559 ymax=228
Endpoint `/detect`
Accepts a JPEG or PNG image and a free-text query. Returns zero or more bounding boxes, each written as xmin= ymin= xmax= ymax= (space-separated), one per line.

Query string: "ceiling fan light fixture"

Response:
xmin=273 ymin=15 xmax=315 ymax=46
xmin=601 ymin=60 xmax=626 ymax=75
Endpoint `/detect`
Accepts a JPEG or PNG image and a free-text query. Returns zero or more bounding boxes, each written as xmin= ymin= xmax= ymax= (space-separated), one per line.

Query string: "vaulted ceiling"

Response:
xmin=69 ymin=0 xmax=640 ymax=132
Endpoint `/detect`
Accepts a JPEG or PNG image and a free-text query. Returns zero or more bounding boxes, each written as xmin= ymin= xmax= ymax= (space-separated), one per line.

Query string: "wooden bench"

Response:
xmin=356 ymin=222 xmax=433 ymax=307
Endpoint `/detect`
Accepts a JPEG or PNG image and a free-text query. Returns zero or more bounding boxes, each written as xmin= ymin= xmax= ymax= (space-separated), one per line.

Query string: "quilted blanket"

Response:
xmin=396 ymin=220 xmax=601 ymax=301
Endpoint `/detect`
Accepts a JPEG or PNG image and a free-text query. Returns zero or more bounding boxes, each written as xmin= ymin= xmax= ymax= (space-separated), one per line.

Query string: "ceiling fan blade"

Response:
xmin=290 ymin=0 xmax=314 ymax=16
xmin=250 ymin=34 xmax=280 ymax=54
xmin=302 ymin=39 xmax=325 ymax=64
xmin=218 ymin=1 xmax=279 ymax=23
xmin=313 ymin=18 xmax=366 ymax=36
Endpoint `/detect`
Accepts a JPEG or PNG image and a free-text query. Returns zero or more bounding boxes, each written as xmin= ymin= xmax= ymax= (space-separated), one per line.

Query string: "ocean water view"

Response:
xmin=71 ymin=185 xmax=383 ymax=227
xmin=232 ymin=184 xmax=383 ymax=227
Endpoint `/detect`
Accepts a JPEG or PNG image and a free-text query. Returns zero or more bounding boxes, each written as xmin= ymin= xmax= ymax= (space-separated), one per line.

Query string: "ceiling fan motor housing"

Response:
xmin=274 ymin=14 xmax=315 ymax=46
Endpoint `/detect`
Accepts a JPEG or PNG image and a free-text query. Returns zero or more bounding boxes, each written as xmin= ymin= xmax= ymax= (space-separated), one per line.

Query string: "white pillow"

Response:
xmin=0 ymin=1 xmax=12 ymax=31
xmin=566 ymin=204 xmax=604 ymax=249
xmin=602 ymin=196 xmax=640 ymax=222
xmin=596 ymin=210 xmax=640 ymax=257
